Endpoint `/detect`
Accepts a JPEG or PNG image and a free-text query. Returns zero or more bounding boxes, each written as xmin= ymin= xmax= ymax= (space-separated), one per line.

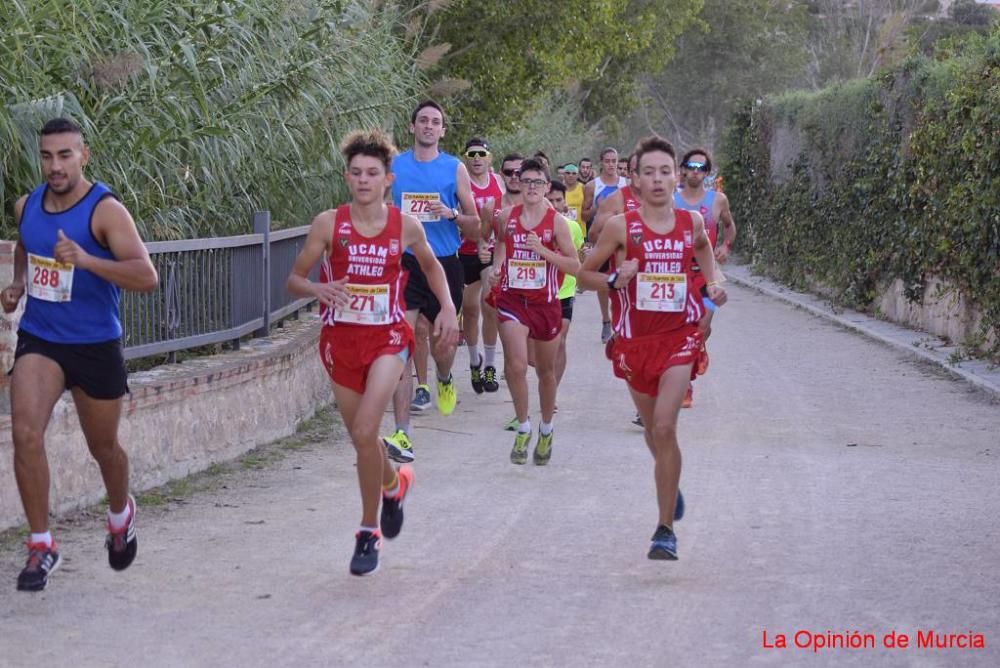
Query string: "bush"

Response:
xmin=0 ymin=0 xmax=424 ymax=240
xmin=720 ymin=28 xmax=1000 ymax=358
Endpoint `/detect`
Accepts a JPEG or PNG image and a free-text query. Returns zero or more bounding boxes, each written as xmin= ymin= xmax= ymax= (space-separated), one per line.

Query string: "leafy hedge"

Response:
xmin=720 ymin=29 xmax=1000 ymax=357
xmin=1 ymin=0 xmax=423 ymax=240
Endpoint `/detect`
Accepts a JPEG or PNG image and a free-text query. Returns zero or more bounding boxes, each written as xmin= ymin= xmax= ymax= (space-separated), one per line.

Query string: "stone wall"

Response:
xmin=878 ymin=276 xmax=995 ymax=351
xmin=0 ymin=242 xmax=332 ymax=530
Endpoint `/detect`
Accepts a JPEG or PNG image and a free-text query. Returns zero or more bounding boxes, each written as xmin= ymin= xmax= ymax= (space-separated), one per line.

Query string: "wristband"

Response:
xmin=707 ymin=280 xmax=721 ymax=288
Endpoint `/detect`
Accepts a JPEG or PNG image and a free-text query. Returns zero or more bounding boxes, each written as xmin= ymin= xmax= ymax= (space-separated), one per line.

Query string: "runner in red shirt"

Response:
xmin=287 ymin=129 xmax=459 ymax=576
xmin=458 ymin=137 xmax=504 ymax=394
xmin=579 ymin=135 xmax=727 ymax=562
xmin=487 ymin=158 xmax=579 ymax=466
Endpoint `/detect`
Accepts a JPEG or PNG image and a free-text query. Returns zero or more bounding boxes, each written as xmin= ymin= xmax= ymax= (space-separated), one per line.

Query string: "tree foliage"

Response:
xmin=404 ymin=0 xmax=702 ymax=146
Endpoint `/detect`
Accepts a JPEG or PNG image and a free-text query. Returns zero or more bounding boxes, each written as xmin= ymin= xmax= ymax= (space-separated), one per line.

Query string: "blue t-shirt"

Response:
xmin=391 ymin=149 xmax=462 ymax=257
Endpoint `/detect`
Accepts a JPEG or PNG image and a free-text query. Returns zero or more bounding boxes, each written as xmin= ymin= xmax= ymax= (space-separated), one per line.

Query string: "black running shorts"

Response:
xmin=14 ymin=329 xmax=129 ymax=400
xmin=402 ymin=253 xmax=464 ymax=323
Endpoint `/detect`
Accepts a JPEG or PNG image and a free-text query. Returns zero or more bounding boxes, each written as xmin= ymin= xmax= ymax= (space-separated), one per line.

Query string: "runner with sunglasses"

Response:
xmin=380 ymin=100 xmax=479 ymax=464
xmin=487 ymin=158 xmax=579 ymax=465
xmin=582 ymin=147 xmax=628 ymax=344
xmin=458 ymin=138 xmax=504 ymax=395
xmin=674 ymin=148 xmax=737 ymax=407
xmin=579 ymin=135 xmax=727 ymax=561
xmin=288 ymin=128 xmax=459 ymax=575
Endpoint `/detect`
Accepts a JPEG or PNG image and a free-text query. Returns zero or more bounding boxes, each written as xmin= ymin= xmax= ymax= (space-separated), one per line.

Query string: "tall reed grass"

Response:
xmin=1 ymin=0 xmax=425 ymax=239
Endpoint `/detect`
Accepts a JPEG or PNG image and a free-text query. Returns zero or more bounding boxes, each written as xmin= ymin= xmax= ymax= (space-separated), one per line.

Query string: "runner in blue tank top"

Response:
xmin=673 ymin=147 xmax=738 ymax=408
xmin=1 ymin=118 xmax=158 ymax=592
xmin=381 ymin=101 xmax=479 ymax=463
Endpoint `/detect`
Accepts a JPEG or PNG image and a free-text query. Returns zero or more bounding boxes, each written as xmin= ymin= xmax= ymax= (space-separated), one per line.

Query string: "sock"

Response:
xmin=383 ymin=472 xmax=399 ymax=497
xmin=540 ymin=421 xmax=553 ymax=436
xmin=518 ymin=420 xmax=531 ymax=434
xmin=437 ymin=372 xmax=452 ymax=384
xmin=30 ymin=531 xmax=52 ymax=547
xmin=468 ymin=344 xmax=481 ymax=367
xmin=359 ymin=525 xmax=379 ymax=535
xmin=108 ymin=503 xmax=131 ymax=530
xmin=484 ymin=345 xmax=496 ymax=368
xmin=395 ymin=424 xmax=410 ymax=437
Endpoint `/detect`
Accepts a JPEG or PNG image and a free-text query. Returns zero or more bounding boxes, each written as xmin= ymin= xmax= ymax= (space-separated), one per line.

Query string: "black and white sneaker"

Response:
xmin=17 ymin=541 xmax=62 ymax=591
xmin=470 ymin=355 xmax=485 ymax=394
xmin=350 ymin=530 xmax=382 ymax=576
xmin=380 ymin=465 xmax=413 ymax=539
xmin=106 ymin=494 xmax=138 ymax=571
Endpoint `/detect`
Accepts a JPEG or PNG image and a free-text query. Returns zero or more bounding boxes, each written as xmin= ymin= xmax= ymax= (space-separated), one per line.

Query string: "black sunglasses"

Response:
xmin=683 ymin=161 xmax=710 ymax=173
xmin=501 ymin=168 xmax=521 ymax=177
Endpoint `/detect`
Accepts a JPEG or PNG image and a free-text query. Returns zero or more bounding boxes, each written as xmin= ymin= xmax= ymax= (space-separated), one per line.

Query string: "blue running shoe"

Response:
xmin=674 ymin=490 xmax=685 ymax=522
xmin=648 ymin=525 xmax=678 ymax=560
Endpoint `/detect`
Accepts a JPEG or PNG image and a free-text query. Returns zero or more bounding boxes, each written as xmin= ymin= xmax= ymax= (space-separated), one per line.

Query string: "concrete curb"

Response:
xmin=725 ymin=264 xmax=1000 ymax=400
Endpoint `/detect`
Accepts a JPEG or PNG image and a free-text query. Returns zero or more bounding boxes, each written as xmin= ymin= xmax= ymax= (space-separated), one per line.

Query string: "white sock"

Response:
xmin=360 ymin=525 xmax=379 ymax=535
xmin=540 ymin=421 xmax=554 ymax=436
xmin=468 ymin=344 xmax=481 ymax=367
xmin=484 ymin=345 xmax=496 ymax=368
xmin=518 ymin=420 xmax=531 ymax=434
xmin=108 ymin=502 xmax=131 ymax=530
xmin=30 ymin=531 xmax=52 ymax=547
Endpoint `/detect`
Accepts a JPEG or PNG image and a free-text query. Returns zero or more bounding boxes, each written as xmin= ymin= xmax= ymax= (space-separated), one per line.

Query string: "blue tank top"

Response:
xmin=391 ymin=149 xmax=461 ymax=257
xmin=19 ymin=182 xmax=123 ymax=343
xmin=674 ymin=190 xmax=717 ymax=230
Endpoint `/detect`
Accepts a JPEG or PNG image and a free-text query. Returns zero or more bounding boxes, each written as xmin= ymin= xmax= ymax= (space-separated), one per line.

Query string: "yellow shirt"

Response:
xmin=564 ymin=183 xmax=584 ymax=229
xmin=558 ymin=215 xmax=585 ymax=299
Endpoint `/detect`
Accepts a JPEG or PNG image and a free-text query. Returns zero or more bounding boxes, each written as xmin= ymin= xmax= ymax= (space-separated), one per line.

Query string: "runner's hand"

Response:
xmin=486 ymin=267 xmax=501 ymax=289
xmin=432 ymin=305 xmax=460 ymax=349
xmin=477 ymin=242 xmax=492 ymax=265
xmin=714 ymin=244 xmax=731 ymax=263
xmin=0 ymin=284 xmax=24 ymax=313
xmin=53 ymin=229 xmax=90 ymax=268
xmin=312 ymin=276 xmax=350 ymax=309
xmin=617 ymin=258 xmax=639 ymax=284
xmin=526 ymin=232 xmax=545 ymax=255
xmin=707 ymin=284 xmax=728 ymax=307
xmin=429 ymin=201 xmax=454 ymax=220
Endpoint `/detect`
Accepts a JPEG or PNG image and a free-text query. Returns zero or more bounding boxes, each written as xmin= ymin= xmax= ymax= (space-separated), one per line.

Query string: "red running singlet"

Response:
xmin=610 ymin=208 xmax=705 ymax=339
xmin=320 ymin=204 xmax=408 ymax=327
xmin=620 ymin=184 xmax=641 ymax=212
xmin=458 ymin=171 xmax=504 ymax=255
xmin=499 ymin=205 xmax=561 ymax=305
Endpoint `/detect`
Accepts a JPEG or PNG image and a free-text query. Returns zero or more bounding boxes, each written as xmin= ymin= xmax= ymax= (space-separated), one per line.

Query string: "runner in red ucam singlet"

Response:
xmin=579 ymin=135 xmax=727 ymax=563
xmin=287 ymin=129 xmax=458 ymax=577
xmin=487 ymin=157 xmax=579 ymax=467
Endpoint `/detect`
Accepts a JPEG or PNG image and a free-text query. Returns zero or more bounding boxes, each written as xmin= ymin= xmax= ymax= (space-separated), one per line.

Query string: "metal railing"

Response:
xmin=120 ymin=211 xmax=318 ymax=360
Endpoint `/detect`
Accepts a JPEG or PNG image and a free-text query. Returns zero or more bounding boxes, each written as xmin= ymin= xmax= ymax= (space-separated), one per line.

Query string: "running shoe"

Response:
xmin=106 ymin=494 xmax=138 ymax=571
xmin=632 ymin=413 xmax=644 ymax=427
xmin=410 ymin=384 xmax=432 ymax=412
xmin=601 ymin=321 xmax=613 ymax=344
xmin=382 ymin=429 xmax=414 ymax=463
xmin=648 ymin=525 xmax=678 ymax=560
xmin=436 ymin=375 xmax=457 ymax=416
xmin=675 ymin=489 xmax=685 ymax=522
xmin=381 ymin=464 xmax=413 ymax=539
xmin=503 ymin=416 xmax=519 ymax=431
xmin=696 ymin=346 xmax=710 ymax=376
xmin=16 ymin=541 xmax=62 ymax=591
xmin=533 ymin=430 xmax=553 ymax=465
xmin=682 ymin=385 xmax=693 ymax=409
xmin=483 ymin=366 xmax=500 ymax=393
xmin=350 ymin=530 xmax=382 ymax=576
xmin=510 ymin=430 xmax=531 ymax=465
xmin=470 ymin=356 xmax=485 ymax=395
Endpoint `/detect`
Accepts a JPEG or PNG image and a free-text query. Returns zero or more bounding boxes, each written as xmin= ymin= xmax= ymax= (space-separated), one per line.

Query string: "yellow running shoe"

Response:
xmin=436 ymin=375 xmax=457 ymax=416
xmin=382 ymin=429 xmax=414 ymax=463
xmin=510 ymin=430 xmax=530 ymax=465
xmin=533 ymin=430 xmax=553 ymax=465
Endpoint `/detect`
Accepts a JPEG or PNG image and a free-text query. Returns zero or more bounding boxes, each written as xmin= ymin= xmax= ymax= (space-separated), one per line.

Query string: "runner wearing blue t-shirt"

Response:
xmin=381 ymin=101 xmax=480 ymax=463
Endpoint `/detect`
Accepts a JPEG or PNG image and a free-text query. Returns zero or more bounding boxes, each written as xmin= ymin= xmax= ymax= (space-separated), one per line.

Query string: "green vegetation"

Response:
xmin=720 ymin=27 xmax=1000 ymax=359
xmin=1 ymin=0 xmax=424 ymax=240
